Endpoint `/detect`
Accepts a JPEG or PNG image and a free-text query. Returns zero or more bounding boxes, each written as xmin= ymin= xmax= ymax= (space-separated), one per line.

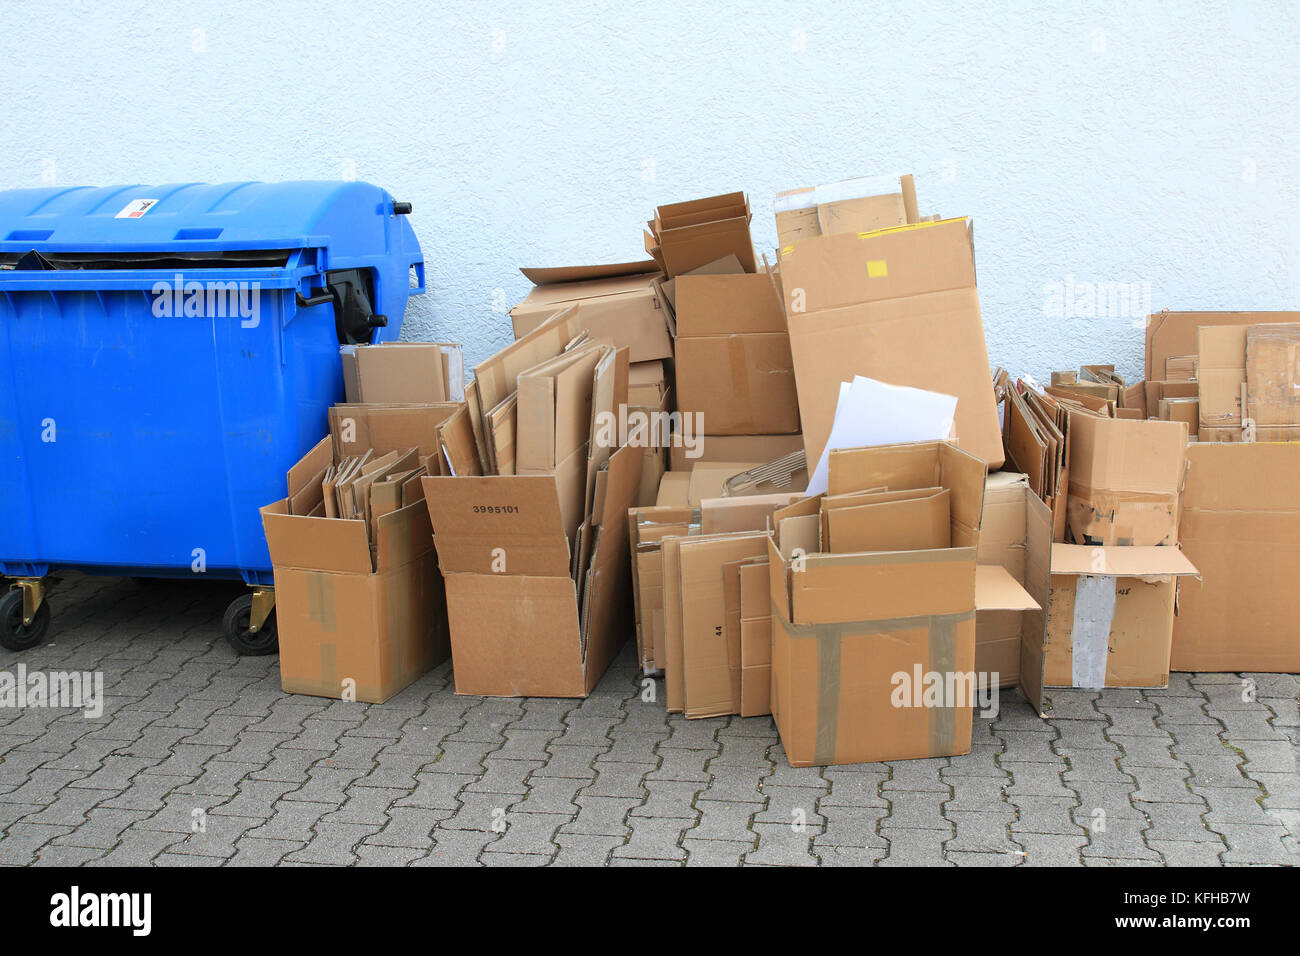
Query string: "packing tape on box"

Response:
xmin=1070 ymin=575 xmax=1116 ymax=689
xmin=1066 ymin=489 xmax=1178 ymax=546
xmin=772 ymin=605 xmax=973 ymax=765
xmin=305 ymin=570 xmax=337 ymax=631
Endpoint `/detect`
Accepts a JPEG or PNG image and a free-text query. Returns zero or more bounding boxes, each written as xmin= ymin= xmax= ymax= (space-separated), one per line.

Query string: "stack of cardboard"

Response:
xmin=1142 ymin=311 xmax=1300 ymax=673
xmin=261 ymin=435 xmax=449 ymax=704
xmin=261 ymin=341 xmax=475 ymax=703
xmin=421 ymin=307 xmax=642 ymax=697
xmin=510 ymin=262 xmax=676 ymax=505
xmin=1041 ymin=403 xmax=1199 ymax=691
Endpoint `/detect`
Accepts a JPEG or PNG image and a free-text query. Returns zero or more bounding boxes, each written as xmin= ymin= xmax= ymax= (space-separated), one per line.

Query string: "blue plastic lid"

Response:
xmin=0 ymin=181 xmax=400 ymax=255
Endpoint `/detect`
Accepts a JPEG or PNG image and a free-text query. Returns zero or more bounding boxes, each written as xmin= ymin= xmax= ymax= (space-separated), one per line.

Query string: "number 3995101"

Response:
xmin=472 ymin=505 xmax=520 ymax=515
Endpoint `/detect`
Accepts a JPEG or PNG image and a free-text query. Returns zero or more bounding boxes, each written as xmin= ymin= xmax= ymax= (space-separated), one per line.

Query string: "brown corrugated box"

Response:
xmin=674 ymin=270 xmax=799 ymax=435
xmin=766 ymin=441 xmax=1037 ymax=766
xmin=260 ymin=438 xmax=449 ymax=704
xmin=1172 ymin=441 xmax=1300 ymax=672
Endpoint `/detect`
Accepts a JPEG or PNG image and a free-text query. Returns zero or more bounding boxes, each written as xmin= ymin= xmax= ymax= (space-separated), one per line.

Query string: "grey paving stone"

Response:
xmin=743 ymin=822 xmax=821 ymax=866
xmin=560 ymin=795 xmax=639 ymax=837
xmin=612 ymin=816 xmax=691 ymax=862
xmin=878 ymin=826 xmax=953 ymax=866
xmin=682 ymin=837 xmax=750 ymax=866
xmin=551 ymin=832 xmax=623 ymax=866
xmin=1017 ymin=833 xmax=1088 ymax=866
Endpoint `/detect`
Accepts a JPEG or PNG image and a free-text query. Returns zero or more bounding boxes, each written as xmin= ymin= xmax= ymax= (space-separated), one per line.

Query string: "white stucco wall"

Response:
xmin=3 ymin=1 xmax=1297 ymax=380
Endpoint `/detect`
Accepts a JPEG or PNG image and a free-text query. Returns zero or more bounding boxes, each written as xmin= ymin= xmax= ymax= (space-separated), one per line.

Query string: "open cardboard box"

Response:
xmin=765 ymin=441 xmax=1039 ymax=766
xmin=260 ymin=437 xmax=449 ymax=703
xmin=1037 ymin=543 xmax=1199 ymax=692
xmin=779 ymin=217 xmax=1004 ymax=472
xmin=422 ymin=443 xmax=641 ymax=697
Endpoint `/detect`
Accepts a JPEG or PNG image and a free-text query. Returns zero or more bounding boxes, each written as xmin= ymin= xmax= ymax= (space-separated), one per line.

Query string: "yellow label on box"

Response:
xmin=866 ymin=259 xmax=888 ymax=278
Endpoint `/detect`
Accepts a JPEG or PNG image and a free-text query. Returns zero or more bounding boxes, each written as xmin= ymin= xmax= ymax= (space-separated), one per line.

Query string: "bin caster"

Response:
xmin=222 ymin=589 xmax=278 ymax=656
xmin=1 ymin=580 xmax=51 ymax=652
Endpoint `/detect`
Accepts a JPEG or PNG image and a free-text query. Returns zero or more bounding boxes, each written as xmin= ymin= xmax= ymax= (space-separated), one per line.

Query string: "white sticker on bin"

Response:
xmin=115 ymin=199 xmax=160 ymax=219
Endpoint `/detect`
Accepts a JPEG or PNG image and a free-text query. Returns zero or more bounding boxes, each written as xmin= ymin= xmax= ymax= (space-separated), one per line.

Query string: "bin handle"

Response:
xmin=296 ymin=288 xmax=333 ymax=308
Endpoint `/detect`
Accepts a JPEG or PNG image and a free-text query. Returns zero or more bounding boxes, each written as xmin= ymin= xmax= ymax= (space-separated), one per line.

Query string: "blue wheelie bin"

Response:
xmin=0 ymin=181 xmax=424 ymax=653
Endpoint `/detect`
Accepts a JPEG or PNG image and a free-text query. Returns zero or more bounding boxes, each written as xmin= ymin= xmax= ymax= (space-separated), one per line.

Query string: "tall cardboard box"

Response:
xmin=778 ymin=218 xmax=1003 ymax=470
xmin=1042 ymin=544 xmax=1198 ymax=689
xmin=976 ymin=472 xmax=1051 ymax=689
xmin=674 ymin=271 xmax=799 ymax=435
xmin=422 ymin=444 xmax=641 ymax=697
xmin=260 ymin=439 xmax=449 ymax=704
xmin=1172 ymin=442 xmax=1300 ymax=672
xmin=509 ymin=263 xmax=672 ymax=363
xmin=1065 ymin=413 xmax=1188 ymax=547
xmin=766 ymin=441 xmax=1037 ymax=766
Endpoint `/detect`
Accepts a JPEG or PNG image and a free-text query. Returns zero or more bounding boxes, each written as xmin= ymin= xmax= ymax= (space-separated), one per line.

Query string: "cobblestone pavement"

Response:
xmin=0 ymin=572 xmax=1296 ymax=867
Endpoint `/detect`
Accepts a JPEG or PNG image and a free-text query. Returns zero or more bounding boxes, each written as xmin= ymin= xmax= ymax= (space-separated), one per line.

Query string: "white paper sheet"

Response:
xmin=805 ymin=376 xmax=958 ymax=496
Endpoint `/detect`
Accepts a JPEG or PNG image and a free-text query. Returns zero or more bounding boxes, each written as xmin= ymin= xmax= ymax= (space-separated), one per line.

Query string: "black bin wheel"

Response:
xmin=222 ymin=593 xmax=278 ymax=656
xmin=1 ymin=588 xmax=51 ymax=652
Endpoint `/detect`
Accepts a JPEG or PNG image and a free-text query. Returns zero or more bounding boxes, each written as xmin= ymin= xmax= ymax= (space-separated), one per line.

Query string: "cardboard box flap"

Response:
xmin=1068 ymin=413 xmax=1188 ymax=495
xmin=424 ymin=474 xmax=565 ymax=538
xmin=288 ymin=437 xmax=332 ymax=497
xmin=373 ymin=499 xmax=434 ymax=572
xmin=779 ymin=217 xmax=973 ymax=313
xmin=520 ymin=261 xmax=659 ymax=286
xmin=261 ymin=503 xmax=373 ymax=574
xmin=1051 ymin=543 xmax=1199 ymax=578
xmin=975 ymin=564 xmax=1040 ymax=612
xmin=657 ymin=192 xmax=749 ymax=229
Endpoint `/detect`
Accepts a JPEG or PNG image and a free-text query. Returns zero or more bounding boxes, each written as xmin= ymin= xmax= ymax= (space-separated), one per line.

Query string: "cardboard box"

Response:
xmin=650 ymin=192 xmax=756 ymax=277
xmin=341 ymin=342 xmax=465 ymax=405
xmin=774 ymin=174 xmax=920 ymax=248
xmin=766 ymin=441 xmax=1037 ymax=765
xmin=1197 ymin=325 xmax=1248 ymax=427
xmin=1043 ymin=543 xmax=1199 ymax=689
xmin=509 ymin=266 xmax=672 ymax=363
xmin=779 ymin=218 xmax=1003 ymax=470
xmin=1172 ymin=441 xmax=1300 ymax=672
xmin=1146 ymin=310 xmax=1300 ymax=383
xmin=668 ymin=433 xmax=804 ymax=471
xmin=421 ymin=443 xmax=640 ymax=697
xmin=976 ymin=472 xmax=1051 ymax=689
xmin=738 ymin=561 xmax=772 ymax=717
xmin=1246 ymin=323 xmax=1300 ymax=426
xmin=260 ymin=439 xmax=449 ymax=703
xmin=673 ymin=271 xmax=799 ymax=435
xmin=1065 ymin=413 xmax=1188 ymax=547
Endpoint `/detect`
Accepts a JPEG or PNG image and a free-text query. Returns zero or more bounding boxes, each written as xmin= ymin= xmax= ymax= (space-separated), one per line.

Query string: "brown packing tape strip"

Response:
xmin=306 ymin=571 xmax=337 ymax=631
xmin=772 ymin=604 xmax=974 ymax=765
xmin=320 ymin=642 xmax=338 ymax=695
